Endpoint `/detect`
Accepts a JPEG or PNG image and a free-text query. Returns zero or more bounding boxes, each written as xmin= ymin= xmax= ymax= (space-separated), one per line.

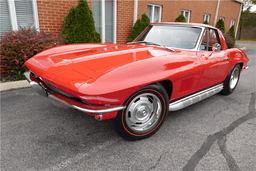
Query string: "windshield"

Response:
xmin=134 ymin=25 xmax=202 ymax=50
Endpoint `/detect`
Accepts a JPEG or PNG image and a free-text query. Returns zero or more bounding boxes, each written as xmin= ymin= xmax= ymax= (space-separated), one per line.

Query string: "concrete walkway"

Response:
xmin=0 ymin=80 xmax=30 ymax=92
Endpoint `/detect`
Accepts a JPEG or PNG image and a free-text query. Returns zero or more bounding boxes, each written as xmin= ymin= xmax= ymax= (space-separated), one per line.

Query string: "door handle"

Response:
xmin=224 ymin=57 xmax=230 ymax=61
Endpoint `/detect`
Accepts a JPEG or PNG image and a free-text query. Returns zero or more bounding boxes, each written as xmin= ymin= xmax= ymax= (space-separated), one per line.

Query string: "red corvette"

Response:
xmin=24 ymin=23 xmax=249 ymax=140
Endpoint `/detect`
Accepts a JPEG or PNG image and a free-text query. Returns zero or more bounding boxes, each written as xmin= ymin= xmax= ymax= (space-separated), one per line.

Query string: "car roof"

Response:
xmin=150 ymin=22 xmax=218 ymax=30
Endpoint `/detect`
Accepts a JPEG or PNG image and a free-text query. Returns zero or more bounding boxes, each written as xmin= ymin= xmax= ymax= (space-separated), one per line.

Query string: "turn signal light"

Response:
xmin=95 ymin=114 xmax=102 ymax=121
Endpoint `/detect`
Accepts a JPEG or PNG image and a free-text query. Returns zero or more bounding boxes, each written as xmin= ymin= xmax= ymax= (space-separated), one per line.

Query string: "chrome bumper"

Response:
xmin=24 ymin=71 xmax=126 ymax=114
xmin=243 ymin=65 xmax=250 ymax=70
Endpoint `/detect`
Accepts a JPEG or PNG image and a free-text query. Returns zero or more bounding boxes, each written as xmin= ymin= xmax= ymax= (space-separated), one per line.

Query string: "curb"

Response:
xmin=0 ymin=80 xmax=30 ymax=92
xmin=239 ymin=47 xmax=246 ymax=50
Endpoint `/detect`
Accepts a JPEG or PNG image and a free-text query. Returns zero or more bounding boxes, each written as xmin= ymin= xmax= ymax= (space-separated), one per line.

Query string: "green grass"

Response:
xmin=236 ymin=38 xmax=256 ymax=41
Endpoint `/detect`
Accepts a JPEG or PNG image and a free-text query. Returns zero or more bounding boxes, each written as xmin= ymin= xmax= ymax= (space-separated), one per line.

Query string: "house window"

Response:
xmin=181 ymin=10 xmax=190 ymax=23
xmin=0 ymin=0 xmax=39 ymax=36
xmin=230 ymin=19 xmax=235 ymax=27
xmin=203 ymin=14 xmax=210 ymax=23
xmin=92 ymin=0 xmax=117 ymax=43
xmin=147 ymin=4 xmax=162 ymax=22
xmin=220 ymin=16 xmax=225 ymax=21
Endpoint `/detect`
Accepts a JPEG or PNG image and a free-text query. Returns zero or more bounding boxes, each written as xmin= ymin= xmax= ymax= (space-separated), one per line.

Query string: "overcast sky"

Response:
xmin=250 ymin=4 xmax=256 ymax=12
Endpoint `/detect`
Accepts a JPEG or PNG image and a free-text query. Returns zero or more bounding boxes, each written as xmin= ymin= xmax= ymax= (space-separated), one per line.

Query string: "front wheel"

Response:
xmin=220 ymin=64 xmax=241 ymax=95
xmin=114 ymin=84 xmax=169 ymax=140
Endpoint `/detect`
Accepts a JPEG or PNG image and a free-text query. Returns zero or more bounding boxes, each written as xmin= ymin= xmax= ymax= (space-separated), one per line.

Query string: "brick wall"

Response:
xmin=0 ymin=66 xmax=10 ymax=76
xmin=137 ymin=0 xmax=241 ymax=33
xmin=35 ymin=0 xmax=241 ymax=43
xmin=37 ymin=0 xmax=82 ymax=36
xmin=218 ymin=0 xmax=241 ymax=33
xmin=116 ymin=0 xmax=134 ymax=44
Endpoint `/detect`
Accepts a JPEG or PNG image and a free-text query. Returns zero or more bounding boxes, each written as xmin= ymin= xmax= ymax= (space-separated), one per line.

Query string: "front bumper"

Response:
xmin=24 ymin=71 xmax=126 ymax=115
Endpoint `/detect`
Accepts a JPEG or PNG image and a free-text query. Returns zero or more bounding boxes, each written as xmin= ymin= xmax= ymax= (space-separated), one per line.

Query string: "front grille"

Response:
xmin=44 ymin=82 xmax=90 ymax=105
xmin=47 ymin=83 xmax=75 ymax=98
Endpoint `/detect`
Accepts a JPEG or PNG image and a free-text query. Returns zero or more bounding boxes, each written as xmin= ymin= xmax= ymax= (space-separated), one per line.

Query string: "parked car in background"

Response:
xmin=24 ymin=23 xmax=249 ymax=140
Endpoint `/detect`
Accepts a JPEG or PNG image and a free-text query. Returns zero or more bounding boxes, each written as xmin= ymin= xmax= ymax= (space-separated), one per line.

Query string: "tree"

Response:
xmin=228 ymin=25 xmax=235 ymax=39
xmin=216 ymin=18 xmax=225 ymax=33
xmin=224 ymin=33 xmax=235 ymax=48
xmin=238 ymin=6 xmax=256 ymax=39
xmin=175 ymin=14 xmax=186 ymax=22
xmin=242 ymin=0 xmax=256 ymax=10
xmin=128 ymin=13 xmax=150 ymax=42
xmin=203 ymin=20 xmax=209 ymax=24
xmin=61 ymin=0 xmax=101 ymax=43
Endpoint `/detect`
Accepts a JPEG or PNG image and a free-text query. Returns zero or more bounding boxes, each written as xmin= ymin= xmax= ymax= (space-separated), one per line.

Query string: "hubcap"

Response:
xmin=125 ymin=93 xmax=162 ymax=134
xmin=230 ymin=67 xmax=239 ymax=90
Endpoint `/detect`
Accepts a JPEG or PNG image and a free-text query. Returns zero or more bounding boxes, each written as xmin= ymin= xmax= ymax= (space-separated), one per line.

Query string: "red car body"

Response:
xmin=24 ymin=22 xmax=249 ymax=140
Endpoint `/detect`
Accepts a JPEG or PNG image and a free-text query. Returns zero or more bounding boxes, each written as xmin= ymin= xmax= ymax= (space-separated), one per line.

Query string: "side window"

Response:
xmin=208 ymin=29 xmax=218 ymax=50
xmin=200 ymin=29 xmax=208 ymax=51
xmin=200 ymin=28 xmax=221 ymax=51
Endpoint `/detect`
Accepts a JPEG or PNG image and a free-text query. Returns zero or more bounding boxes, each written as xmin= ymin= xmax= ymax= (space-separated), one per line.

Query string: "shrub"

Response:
xmin=0 ymin=27 xmax=64 ymax=79
xmin=203 ymin=20 xmax=209 ymax=24
xmin=128 ymin=13 xmax=150 ymax=42
xmin=223 ymin=33 xmax=235 ymax=48
xmin=228 ymin=25 xmax=235 ymax=39
xmin=175 ymin=14 xmax=186 ymax=22
xmin=216 ymin=18 xmax=225 ymax=33
xmin=61 ymin=0 xmax=101 ymax=44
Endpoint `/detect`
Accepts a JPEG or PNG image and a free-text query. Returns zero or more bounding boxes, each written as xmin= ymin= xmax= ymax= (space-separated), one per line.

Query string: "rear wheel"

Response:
xmin=114 ymin=84 xmax=169 ymax=140
xmin=220 ymin=64 xmax=241 ymax=95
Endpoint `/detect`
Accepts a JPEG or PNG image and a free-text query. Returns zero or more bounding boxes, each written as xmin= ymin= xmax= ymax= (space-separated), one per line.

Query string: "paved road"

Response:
xmin=1 ymin=44 xmax=255 ymax=171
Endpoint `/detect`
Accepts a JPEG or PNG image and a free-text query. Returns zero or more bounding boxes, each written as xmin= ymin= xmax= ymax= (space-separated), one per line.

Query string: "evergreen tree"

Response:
xmin=61 ymin=0 xmax=101 ymax=43
xmin=203 ymin=20 xmax=209 ymax=24
xmin=228 ymin=25 xmax=235 ymax=39
xmin=238 ymin=6 xmax=256 ymax=39
xmin=128 ymin=13 xmax=150 ymax=42
xmin=175 ymin=14 xmax=186 ymax=22
xmin=216 ymin=18 xmax=225 ymax=33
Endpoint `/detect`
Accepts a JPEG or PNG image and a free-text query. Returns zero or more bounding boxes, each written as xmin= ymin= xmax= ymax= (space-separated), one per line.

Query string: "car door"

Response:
xmin=196 ymin=28 xmax=230 ymax=91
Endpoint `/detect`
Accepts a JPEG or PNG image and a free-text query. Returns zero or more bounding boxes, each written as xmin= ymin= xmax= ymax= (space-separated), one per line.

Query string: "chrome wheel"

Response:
xmin=125 ymin=93 xmax=162 ymax=134
xmin=220 ymin=64 xmax=241 ymax=96
xmin=229 ymin=67 xmax=239 ymax=90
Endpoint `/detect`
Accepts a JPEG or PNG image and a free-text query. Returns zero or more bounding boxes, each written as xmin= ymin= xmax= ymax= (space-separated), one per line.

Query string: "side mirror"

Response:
xmin=209 ymin=43 xmax=221 ymax=56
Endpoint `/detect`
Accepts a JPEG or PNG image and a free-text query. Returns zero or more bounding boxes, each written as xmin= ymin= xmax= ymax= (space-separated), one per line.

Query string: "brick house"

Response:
xmin=0 ymin=0 xmax=243 ymax=75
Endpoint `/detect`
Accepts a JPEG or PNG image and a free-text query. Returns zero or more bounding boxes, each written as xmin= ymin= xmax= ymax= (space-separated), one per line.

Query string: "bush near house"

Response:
xmin=61 ymin=0 xmax=101 ymax=44
xmin=175 ymin=14 xmax=186 ymax=22
xmin=0 ymin=27 xmax=64 ymax=80
xmin=228 ymin=25 xmax=235 ymax=39
xmin=203 ymin=21 xmax=209 ymax=24
xmin=224 ymin=33 xmax=235 ymax=48
xmin=128 ymin=13 xmax=150 ymax=42
xmin=216 ymin=19 xmax=225 ymax=33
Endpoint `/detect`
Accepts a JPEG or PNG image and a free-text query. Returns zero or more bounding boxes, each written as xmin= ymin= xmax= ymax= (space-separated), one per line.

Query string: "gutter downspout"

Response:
xmin=235 ymin=4 xmax=243 ymax=38
xmin=133 ymin=0 xmax=138 ymax=24
xmin=214 ymin=0 xmax=220 ymax=26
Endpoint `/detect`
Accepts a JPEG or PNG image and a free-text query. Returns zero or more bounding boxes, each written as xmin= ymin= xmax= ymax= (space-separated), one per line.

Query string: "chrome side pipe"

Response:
xmin=169 ymin=83 xmax=223 ymax=111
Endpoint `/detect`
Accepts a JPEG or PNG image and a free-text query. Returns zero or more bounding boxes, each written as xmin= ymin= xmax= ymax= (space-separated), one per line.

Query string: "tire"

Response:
xmin=220 ymin=64 xmax=241 ymax=95
xmin=113 ymin=84 xmax=169 ymax=141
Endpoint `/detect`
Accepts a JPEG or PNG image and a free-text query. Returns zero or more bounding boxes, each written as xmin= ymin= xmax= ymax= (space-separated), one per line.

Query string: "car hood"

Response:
xmin=25 ymin=43 xmax=174 ymax=91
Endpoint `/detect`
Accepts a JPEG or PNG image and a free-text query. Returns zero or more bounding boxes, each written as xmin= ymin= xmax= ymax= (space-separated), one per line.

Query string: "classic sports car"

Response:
xmin=24 ymin=22 xmax=249 ymax=140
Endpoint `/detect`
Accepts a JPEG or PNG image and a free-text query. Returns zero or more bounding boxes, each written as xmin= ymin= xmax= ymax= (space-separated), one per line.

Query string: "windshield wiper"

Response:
xmin=134 ymin=41 xmax=175 ymax=52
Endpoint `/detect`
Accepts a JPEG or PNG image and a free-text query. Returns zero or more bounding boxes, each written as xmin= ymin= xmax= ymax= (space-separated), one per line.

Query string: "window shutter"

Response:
xmin=0 ymin=0 xmax=12 ymax=36
xmin=14 ymin=0 xmax=35 ymax=30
